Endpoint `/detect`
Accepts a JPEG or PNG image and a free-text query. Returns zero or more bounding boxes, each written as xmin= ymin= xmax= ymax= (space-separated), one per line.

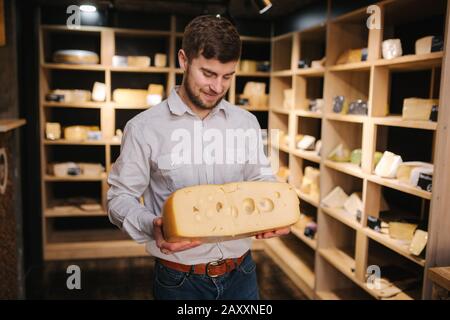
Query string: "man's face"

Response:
xmin=180 ymin=51 xmax=237 ymax=110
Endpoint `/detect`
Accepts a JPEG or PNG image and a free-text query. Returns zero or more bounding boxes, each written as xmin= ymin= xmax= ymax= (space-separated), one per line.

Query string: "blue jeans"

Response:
xmin=153 ymin=252 xmax=260 ymax=300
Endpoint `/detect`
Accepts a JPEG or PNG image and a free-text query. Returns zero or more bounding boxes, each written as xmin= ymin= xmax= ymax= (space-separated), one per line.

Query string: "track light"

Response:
xmin=254 ymin=0 xmax=272 ymax=14
xmin=80 ymin=4 xmax=97 ymax=13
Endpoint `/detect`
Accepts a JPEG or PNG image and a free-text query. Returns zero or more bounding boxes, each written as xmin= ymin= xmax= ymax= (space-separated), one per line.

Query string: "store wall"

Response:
xmin=0 ymin=0 xmax=25 ymax=299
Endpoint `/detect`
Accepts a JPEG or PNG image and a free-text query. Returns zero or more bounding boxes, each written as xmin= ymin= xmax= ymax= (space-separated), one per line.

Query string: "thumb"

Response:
xmin=153 ymin=217 xmax=163 ymax=227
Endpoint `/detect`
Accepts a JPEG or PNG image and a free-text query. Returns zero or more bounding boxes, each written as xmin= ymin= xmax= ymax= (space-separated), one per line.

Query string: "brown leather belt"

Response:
xmin=157 ymin=251 xmax=250 ymax=278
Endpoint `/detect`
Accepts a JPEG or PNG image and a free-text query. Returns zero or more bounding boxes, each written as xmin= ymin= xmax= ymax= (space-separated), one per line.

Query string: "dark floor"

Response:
xmin=26 ymin=250 xmax=308 ymax=299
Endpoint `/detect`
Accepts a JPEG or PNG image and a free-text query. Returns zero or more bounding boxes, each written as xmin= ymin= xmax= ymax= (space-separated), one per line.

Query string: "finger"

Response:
xmin=275 ymin=228 xmax=290 ymax=235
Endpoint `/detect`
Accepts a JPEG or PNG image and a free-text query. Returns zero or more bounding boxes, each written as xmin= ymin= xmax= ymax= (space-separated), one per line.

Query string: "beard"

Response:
xmin=183 ymin=68 xmax=226 ymax=110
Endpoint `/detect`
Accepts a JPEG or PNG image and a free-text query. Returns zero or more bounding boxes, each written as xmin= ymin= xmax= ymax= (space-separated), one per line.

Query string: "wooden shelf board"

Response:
xmin=293 ymin=109 xmax=323 ymax=119
xmin=175 ymin=68 xmax=184 ymax=74
xmin=363 ymin=227 xmax=426 ymax=267
xmin=0 ymin=119 xmax=26 ymax=132
xmin=45 ymin=207 xmax=106 ymax=218
xmin=271 ymin=69 xmax=294 ymax=77
xmin=110 ymin=103 xmax=151 ymax=110
xmin=295 ymin=188 xmax=320 ymax=207
xmin=236 ymin=71 xmax=270 ymax=77
xmin=44 ymin=139 xmax=109 ymax=146
xmin=295 ymin=68 xmax=325 ymax=77
xmin=325 ymin=113 xmax=367 ymax=123
xmin=42 ymin=101 xmax=107 ymax=108
xmin=374 ymin=52 xmax=443 ymax=70
xmin=42 ymin=63 xmax=106 ymax=71
xmin=236 ymin=105 xmax=269 ymax=112
xmin=44 ymin=240 xmax=147 ymax=260
xmin=240 ymin=35 xmax=270 ymax=43
xmin=44 ymin=174 xmax=106 ymax=182
xmin=328 ymin=61 xmax=371 ymax=72
xmin=291 ymin=149 xmax=321 ymax=163
xmin=264 ymin=237 xmax=315 ymax=299
xmin=371 ymin=116 xmax=437 ymax=131
xmin=291 ymin=225 xmax=317 ymax=250
xmin=324 ymin=160 xmax=365 ymax=179
xmin=270 ymin=107 xmax=291 ymax=115
xmin=109 ymin=66 xmax=170 ymax=73
xmin=321 ymin=206 xmax=361 ymax=231
xmin=316 ymin=288 xmax=372 ymax=300
xmin=41 ymin=24 xmax=104 ymax=33
xmin=367 ymin=174 xmax=432 ymax=200
xmin=112 ymin=28 xmax=171 ymax=37
xmin=319 ymin=248 xmax=356 ymax=280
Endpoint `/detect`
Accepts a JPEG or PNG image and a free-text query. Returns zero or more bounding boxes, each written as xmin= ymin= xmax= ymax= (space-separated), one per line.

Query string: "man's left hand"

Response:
xmin=255 ymin=227 xmax=291 ymax=240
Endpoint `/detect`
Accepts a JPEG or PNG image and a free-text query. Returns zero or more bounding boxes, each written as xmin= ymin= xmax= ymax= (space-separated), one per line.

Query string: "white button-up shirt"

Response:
xmin=107 ymin=87 xmax=275 ymax=264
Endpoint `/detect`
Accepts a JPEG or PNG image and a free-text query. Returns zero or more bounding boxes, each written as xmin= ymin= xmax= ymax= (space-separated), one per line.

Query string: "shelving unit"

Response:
xmin=38 ymin=15 xmax=271 ymax=260
xmin=266 ymin=0 xmax=449 ymax=300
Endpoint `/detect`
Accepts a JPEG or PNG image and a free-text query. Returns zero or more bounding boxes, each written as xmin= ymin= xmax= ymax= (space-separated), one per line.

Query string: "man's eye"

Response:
xmin=224 ymin=76 xmax=231 ymax=80
xmin=203 ymin=72 xmax=213 ymax=77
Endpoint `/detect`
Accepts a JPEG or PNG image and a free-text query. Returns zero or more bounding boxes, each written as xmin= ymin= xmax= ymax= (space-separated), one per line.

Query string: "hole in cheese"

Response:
xmin=258 ymin=198 xmax=274 ymax=212
xmin=243 ymin=198 xmax=256 ymax=214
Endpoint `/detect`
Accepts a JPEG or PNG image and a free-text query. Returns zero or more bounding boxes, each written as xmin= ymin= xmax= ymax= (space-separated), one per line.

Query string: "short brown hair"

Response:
xmin=182 ymin=15 xmax=241 ymax=63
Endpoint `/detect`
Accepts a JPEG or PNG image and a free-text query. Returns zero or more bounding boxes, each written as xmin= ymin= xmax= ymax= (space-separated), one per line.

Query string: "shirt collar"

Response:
xmin=167 ymin=86 xmax=229 ymax=119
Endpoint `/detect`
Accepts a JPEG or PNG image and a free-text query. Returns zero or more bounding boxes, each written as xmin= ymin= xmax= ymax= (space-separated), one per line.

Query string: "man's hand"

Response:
xmin=153 ymin=217 xmax=202 ymax=255
xmin=255 ymin=227 xmax=291 ymax=240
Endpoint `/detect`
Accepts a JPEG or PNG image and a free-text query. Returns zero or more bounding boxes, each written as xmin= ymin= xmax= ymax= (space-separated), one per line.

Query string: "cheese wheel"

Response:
xmin=162 ymin=181 xmax=300 ymax=243
xmin=113 ymin=89 xmax=148 ymax=106
xmin=53 ymin=50 xmax=99 ymax=65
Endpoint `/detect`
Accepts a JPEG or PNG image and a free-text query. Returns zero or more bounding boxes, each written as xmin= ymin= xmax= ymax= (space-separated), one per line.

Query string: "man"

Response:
xmin=107 ymin=15 xmax=290 ymax=300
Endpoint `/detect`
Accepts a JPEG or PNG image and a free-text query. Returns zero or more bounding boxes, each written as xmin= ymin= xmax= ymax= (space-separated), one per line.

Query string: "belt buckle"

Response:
xmin=205 ymin=259 xmax=227 ymax=278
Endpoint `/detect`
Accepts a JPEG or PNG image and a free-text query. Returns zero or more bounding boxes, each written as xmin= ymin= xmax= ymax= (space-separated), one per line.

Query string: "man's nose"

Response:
xmin=209 ymin=77 xmax=223 ymax=94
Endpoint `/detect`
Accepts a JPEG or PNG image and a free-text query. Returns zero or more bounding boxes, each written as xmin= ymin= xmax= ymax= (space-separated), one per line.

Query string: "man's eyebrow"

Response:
xmin=200 ymin=67 xmax=235 ymax=76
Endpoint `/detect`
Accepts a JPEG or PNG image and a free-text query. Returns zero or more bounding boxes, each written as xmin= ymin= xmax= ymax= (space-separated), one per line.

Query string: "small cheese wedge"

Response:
xmin=297 ymin=135 xmax=316 ymax=150
xmin=162 ymin=181 xmax=300 ymax=243
xmin=389 ymin=222 xmax=418 ymax=241
xmin=328 ymin=144 xmax=351 ymax=162
xmin=374 ymin=151 xmax=402 ymax=178
xmin=409 ymin=230 xmax=427 ymax=256
xmin=322 ymin=186 xmax=349 ymax=208
xmin=344 ymin=192 xmax=363 ymax=216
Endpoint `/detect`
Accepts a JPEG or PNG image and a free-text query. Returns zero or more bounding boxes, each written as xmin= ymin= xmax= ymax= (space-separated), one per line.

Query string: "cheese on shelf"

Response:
xmin=321 ymin=186 xmax=349 ymax=208
xmin=344 ymin=192 xmax=363 ymax=217
xmin=396 ymin=162 xmax=433 ymax=183
xmin=374 ymin=151 xmax=402 ymax=178
xmin=127 ymin=56 xmax=151 ymax=67
xmin=328 ymin=144 xmax=351 ymax=162
xmin=297 ymin=135 xmax=316 ymax=150
xmin=92 ymin=82 xmax=106 ymax=102
xmin=48 ymin=89 xmax=91 ymax=103
xmin=402 ymin=98 xmax=438 ymax=121
xmin=409 ymin=230 xmax=427 ymax=256
xmin=300 ymin=166 xmax=320 ymax=199
xmin=415 ymin=36 xmax=443 ymax=55
xmin=283 ymin=89 xmax=294 ymax=109
xmin=276 ymin=166 xmax=290 ymax=183
xmin=53 ymin=49 xmax=99 ymax=65
xmin=239 ymin=60 xmax=257 ymax=73
xmin=113 ymin=89 xmax=149 ymax=106
xmin=162 ymin=181 xmax=300 ymax=242
xmin=45 ymin=122 xmax=61 ymax=140
xmin=389 ymin=222 xmax=418 ymax=241
xmin=154 ymin=53 xmax=167 ymax=67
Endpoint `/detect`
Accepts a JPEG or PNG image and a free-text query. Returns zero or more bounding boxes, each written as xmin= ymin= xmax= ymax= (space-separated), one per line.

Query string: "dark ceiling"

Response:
xmin=36 ymin=0 xmax=321 ymax=20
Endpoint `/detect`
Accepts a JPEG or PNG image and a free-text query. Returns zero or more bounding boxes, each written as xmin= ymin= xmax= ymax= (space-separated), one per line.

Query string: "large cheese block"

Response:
xmin=50 ymin=89 xmax=91 ymax=103
xmin=113 ymin=89 xmax=148 ymax=106
xmin=127 ymin=56 xmax=151 ymax=67
xmin=409 ymin=230 xmax=427 ymax=256
xmin=396 ymin=162 xmax=433 ymax=183
xmin=162 ymin=181 xmax=300 ymax=243
xmin=53 ymin=50 xmax=99 ymax=65
xmin=374 ymin=151 xmax=402 ymax=178
xmin=344 ymin=192 xmax=363 ymax=216
xmin=389 ymin=222 xmax=418 ymax=241
xmin=297 ymin=135 xmax=316 ymax=150
xmin=92 ymin=82 xmax=106 ymax=102
xmin=154 ymin=53 xmax=167 ymax=67
xmin=402 ymin=98 xmax=438 ymax=120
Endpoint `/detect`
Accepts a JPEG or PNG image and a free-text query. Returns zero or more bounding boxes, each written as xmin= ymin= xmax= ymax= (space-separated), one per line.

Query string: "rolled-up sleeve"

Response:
xmin=107 ymin=122 xmax=156 ymax=243
xmin=244 ymin=115 xmax=276 ymax=182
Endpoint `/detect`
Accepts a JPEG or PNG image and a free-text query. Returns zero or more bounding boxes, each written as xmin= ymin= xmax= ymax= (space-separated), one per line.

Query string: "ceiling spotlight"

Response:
xmin=80 ymin=4 xmax=97 ymax=13
xmin=255 ymin=0 xmax=272 ymax=14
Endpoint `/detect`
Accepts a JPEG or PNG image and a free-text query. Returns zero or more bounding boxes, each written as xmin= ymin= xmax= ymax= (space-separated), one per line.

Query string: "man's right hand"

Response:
xmin=153 ymin=217 xmax=202 ymax=255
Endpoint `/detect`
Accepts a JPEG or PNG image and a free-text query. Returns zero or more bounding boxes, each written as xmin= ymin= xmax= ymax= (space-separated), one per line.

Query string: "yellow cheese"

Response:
xmin=409 ymin=230 xmax=427 ymax=256
xmin=45 ymin=122 xmax=61 ymax=140
xmin=127 ymin=56 xmax=151 ymax=67
xmin=162 ymin=181 xmax=300 ymax=243
xmin=240 ymin=60 xmax=257 ymax=73
xmin=322 ymin=186 xmax=349 ymax=208
xmin=154 ymin=53 xmax=167 ymax=67
xmin=415 ymin=36 xmax=433 ymax=55
xmin=300 ymin=166 xmax=320 ymax=199
xmin=64 ymin=126 xmax=89 ymax=141
xmin=51 ymin=89 xmax=91 ymax=103
xmin=92 ymin=82 xmax=106 ymax=102
xmin=113 ymin=89 xmax=148 ymax=106
xmin=276 ymin=166 xmax=290 ymax=183
xmin=402 ymin=98 xmax=438 ymax=120
xmin=396 ymin=162 xmax=433 ymax=183
xmin=389 ymin=222 xmax=418 ymax=241
xmin=328 ymin=144 xmax=351 ymax=162
xmin=53 ymin=50 xmax=99 ymax=65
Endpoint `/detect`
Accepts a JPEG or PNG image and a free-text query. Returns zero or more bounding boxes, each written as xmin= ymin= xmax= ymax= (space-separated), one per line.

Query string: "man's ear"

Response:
xmin=178 ymin=49 xmax=188 ymax=71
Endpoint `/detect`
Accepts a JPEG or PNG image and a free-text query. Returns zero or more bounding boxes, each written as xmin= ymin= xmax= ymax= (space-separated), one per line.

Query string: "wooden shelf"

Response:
xmin=295 ymin=188 xmax=319 ymax=207
xmin=110 ymin=103 xmax=151 ymax=110
xmin=374 ymin=52 xmax=443 ymax=71
xmin=295 ymin=68 xmax=325 ymax=77
xmin=42 ymin=101 xmax=107 ymax=108
xmin=45 ymin=207 xmax=106 ymax=218
xmin=271 ymin=70 xmax=294 ymax=77
xmin=291 ymin=225 xmax=317 ymax=250
xmin=325 ymin=113 xmax=367 ymax=123
xmin=293 ymin=109 xmax=323 ymax=119
xmin=291 ymin=149 xmax=321 ymax=163
xmin=316 ymin=288 xmax=371 ymax=300
xmin=319 ymin=248 xmax=356 ymax=280
xmin=0 ymin=119 xmax=26 ymax=133
xmin=328 ymin=61 xmax=371 ymax=72
xmin=236 ymin=71 xmax=270 ymax=77
xmin=270 ymin=107 xmax=291 ymax=115
xmin=367 ymin=174 xmax=432 ymax=200
xmin=371 ymin=116 xmax=437 ymax=131
xmin=109 ymin=66 xmax=170 ymax=73
xmin=321 ymin=207 xmax=360 ymax=231
xmin=363 ymin=227 xmax=426 ymax=267
xmin=264 ymin=238 xmax=315 ymax=299
xmin=324 ymin=160 xmax=364 ymax=179
xmin=42 ymin=63 xmax=106 ymax=71
xmin=44 ymin=174 xmax=106 ymax=182
xmin=236 ymin=105 xmax=269 ymax=112
xmin=44 ymin=139 xmax=110 ymax=146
